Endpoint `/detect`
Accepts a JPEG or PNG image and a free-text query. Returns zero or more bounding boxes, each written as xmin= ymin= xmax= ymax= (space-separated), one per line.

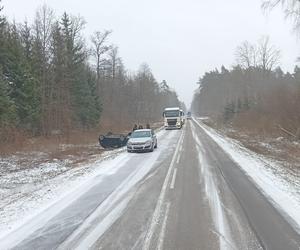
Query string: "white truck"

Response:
xmin=163 ymin=107 xmax=184 ymax=129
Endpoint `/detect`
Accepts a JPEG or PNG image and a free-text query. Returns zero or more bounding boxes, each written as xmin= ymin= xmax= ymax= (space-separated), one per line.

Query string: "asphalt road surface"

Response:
xmin=2 ymin=119 xmax=300 ymax=250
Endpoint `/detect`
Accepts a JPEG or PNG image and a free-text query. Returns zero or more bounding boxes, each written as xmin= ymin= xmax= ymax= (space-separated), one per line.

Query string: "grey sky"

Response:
xmin=2 ymin=0 xmax=299 ymax=107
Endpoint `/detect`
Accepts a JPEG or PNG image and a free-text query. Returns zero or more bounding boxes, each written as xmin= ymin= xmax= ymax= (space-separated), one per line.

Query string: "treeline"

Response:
xmin=191 ymin=37 xmax=300 ymax=134
xmin=0 ymin=2 xmax=181 ymax=142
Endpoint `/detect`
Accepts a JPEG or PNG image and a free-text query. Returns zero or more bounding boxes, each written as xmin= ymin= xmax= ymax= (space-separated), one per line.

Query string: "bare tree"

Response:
xmin=103 ymin=46 xmax=120 ymax=116
xmin=262 ymin=0 xmax=300 ymax=31
xmin=104 ymin=46 xmax=124 ymax=122
xmin=69 ymin=15 xmax=86 ymax=44
xmin=235 ymin=41 xmax=258 ymax=68
xmin=257 ymin=36 xmax=281 ymax=72
xmin=0 ymin=0 xmax=4 ymax=24
xmin=236 ymin=37 xmax=280 ymax=72
xmin=34 ymin=4 xmax=54 ymax=62
xmin=33 ymin=4 xmax=55 ymax=135
xmin=108 ymin=46 xmax=120 ymax=80
xmin=90 ymin=30 xmax=112 ymax=95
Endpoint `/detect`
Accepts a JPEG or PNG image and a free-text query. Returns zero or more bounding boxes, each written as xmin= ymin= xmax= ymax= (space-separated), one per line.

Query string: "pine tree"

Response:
xmin=2 ymin=23 xmax=40 ymax=131
xmin=60 ymin=12 xmax=101 ymax=130
xmin=72 ymin=65 xmax=101 ymax=128
xmin=0 ymin=67 xmax=17 ymax=127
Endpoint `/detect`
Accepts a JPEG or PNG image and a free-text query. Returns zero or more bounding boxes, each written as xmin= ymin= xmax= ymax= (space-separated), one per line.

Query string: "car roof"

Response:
xmin=133 ymin=129 xmax=152 ymax=132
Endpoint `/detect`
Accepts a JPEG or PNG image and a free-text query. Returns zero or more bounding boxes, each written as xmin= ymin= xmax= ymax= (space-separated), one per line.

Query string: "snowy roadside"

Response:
xmin=193 ymin=118 xmax=300 ymax=233
xmin=0 ymin=146 xmax=125 ymax=237
xmin=0 ymin=125 xmax=164 ymax=238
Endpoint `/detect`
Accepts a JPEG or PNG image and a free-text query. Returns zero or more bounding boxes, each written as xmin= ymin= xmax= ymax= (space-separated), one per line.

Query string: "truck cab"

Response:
xmin=163 ymin=107 xmax=183 ymax=129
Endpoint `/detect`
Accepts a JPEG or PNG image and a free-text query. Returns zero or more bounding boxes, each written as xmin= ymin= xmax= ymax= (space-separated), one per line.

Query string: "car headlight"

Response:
xmin=145 ymin=140 xmax=152 ymax=146
xmin=127 ymin=141 xmax=132 ymax=146
xmin=176 ymin=121 xmax=180 ymax=125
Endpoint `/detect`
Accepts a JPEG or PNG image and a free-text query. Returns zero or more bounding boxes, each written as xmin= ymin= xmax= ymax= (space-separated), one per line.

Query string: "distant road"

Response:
xmin=2 ymin=120 xmax=300 ymax=250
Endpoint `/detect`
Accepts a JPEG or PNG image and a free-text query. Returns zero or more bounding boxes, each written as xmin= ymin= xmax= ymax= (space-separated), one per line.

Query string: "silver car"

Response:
xmin=127 ymin=129 xmax=157 ymax=153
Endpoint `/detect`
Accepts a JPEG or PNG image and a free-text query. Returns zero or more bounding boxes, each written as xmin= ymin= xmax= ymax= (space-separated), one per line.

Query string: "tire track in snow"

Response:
xmin=191 ymin=122 xmax=236 ymax=250
xmin=142 ymin=128 xmax=185 ymax=250
xmin=59 ymin=130 xmax=179 ymax=249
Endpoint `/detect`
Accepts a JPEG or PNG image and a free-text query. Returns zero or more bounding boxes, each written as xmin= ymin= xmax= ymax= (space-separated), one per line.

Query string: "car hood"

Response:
xmin=128 ymin=138 xmax=151 ymax=144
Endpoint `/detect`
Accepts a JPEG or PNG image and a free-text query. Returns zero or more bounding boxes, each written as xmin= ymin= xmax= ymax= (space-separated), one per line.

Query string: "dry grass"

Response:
xmin=0 ymin=130 xmax=98 ymax=155
xmin=0 ymin=120 xmax=163 ymax=157
xmin=221 ymin=125 xmax=299 ymax=169
xmin=229 ymin=130 xmax=300 ymax=170
xmin=232 ymin=112 xmax=278 ymax=136
xmin=202 ymin=116 xmax=300 ymax=171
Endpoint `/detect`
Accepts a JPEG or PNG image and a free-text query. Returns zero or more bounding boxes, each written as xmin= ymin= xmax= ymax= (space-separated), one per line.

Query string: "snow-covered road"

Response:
xmin=0 ymin=128 xmax=180 ymax=249
xmin=193 ymin=118 xmax=300 ymax=234
xmin=1 ymin=119 xmax=299 ymax=250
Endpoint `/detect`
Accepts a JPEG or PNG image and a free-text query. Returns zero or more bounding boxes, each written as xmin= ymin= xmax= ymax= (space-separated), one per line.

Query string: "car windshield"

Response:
xmin=130 ymin=131 xmax=151 ymax=138
xmin=164 ymin=110 xmax=179 ymax=117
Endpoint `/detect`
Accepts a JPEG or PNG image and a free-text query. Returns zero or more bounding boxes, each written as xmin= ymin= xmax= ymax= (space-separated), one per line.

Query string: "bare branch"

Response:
xmin=257 ymin=36 xmax=281 ymax=72
xmin=235 ymin=41 xmax=258 ymax=68
xmin=262 ymin=0 xmax=300 ymax=32
xmin=90 ymin=30 xmax=112 ymax=94
xmin=90 ymin=30 xmax=112 ymax=59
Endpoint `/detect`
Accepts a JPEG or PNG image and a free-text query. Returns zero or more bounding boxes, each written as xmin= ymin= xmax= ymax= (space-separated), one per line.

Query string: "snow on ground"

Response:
xmin=194 ymin=118 xmax=300 ymax=233
xmin=62 ymin=130 xmax=176 ymax=249
xmin=0 ymin=127 xmax=168 ymax=243
xmin=0 ymin=147 xmax=126 ymax=238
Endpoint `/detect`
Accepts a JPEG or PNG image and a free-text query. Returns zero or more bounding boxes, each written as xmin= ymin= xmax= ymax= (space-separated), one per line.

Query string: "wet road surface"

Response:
xmin=2 ymin=120 xmax=300 ymax=250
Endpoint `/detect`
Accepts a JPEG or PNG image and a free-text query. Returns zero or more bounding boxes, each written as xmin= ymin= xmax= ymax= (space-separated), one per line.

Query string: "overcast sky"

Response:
xmin=2 ymin=0 xmax=299 ymax=107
